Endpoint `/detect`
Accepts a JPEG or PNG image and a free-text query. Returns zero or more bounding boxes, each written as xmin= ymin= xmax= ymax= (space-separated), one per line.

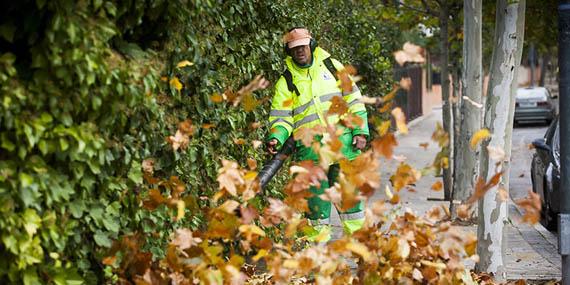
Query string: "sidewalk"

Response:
xmin=330 ymin=107 xmax=561 ymax=281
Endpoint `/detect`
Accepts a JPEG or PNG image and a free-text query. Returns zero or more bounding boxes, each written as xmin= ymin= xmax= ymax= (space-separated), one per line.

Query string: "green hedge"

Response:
xmin=0 ymin=1 xmax=399 ymax=283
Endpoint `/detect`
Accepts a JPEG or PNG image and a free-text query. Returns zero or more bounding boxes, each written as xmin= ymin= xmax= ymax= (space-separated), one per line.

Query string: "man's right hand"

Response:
xmin=266 ymin=139 xmax=279 ymax=155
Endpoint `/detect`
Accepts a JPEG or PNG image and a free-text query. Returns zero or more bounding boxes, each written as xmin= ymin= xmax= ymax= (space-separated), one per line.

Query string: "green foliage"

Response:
xmin=0 ymin=0 xmax=398 ymax=283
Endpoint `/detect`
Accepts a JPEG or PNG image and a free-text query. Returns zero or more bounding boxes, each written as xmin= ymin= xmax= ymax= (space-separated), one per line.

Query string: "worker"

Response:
xmin=265 ymin=27 xmax=369 ymax=242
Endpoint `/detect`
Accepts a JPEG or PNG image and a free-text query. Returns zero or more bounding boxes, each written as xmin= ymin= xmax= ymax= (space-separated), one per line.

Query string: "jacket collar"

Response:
xmin=285 ymin=47 xmax=330 ymax=74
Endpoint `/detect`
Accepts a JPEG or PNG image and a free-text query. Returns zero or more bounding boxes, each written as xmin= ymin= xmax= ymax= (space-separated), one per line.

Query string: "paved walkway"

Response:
xmin=330 ymin=107 xmax=561 ymax=281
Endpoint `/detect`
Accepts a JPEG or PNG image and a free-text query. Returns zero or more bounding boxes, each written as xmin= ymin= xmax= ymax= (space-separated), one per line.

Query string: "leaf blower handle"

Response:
xmin=258 ymin=136 xmax=296 ymax=190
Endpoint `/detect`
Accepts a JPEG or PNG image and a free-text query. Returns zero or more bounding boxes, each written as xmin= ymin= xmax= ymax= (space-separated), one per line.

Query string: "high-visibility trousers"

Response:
xmin=294 ymin=133 xmax=365 ymax=243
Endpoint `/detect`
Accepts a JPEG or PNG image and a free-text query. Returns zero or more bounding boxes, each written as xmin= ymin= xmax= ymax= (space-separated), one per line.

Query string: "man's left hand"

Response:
xmin=352 ymin=135 xmax=367 ymax=150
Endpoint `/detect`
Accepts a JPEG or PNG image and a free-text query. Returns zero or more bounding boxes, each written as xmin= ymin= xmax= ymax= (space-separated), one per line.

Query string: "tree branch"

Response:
xmin=420 ymin=0 xmax=438 ymax=16
xmin=396 ymin=1 xmax=438 ymax=17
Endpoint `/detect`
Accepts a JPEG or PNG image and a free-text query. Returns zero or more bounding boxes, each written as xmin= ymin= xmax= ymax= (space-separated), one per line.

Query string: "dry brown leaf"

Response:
xmin=217 ymin=200 xmax=240 ymax=214
xmin=337 ymin=65 xmax=357 ymax=93
xmin=466 ymin=172 xmax=503 ymax=204
xmin=171 ymin=229 xmax=202 ymax=250
xmin=371 ymin=133 xmax=398 ymax=159
xmin=419 ymin=142 xmax=429 ymax=150
xmin=142 ymin=158 xmax=155 ymax=175
xmin=327 ymin=95 xmax=349 ymax=116
xmin=399 ymin=77 xmax=412 ymax=91
xmin=457 ymin=204 xmax=471 ymax=220
xmin=515 ymin=191 xmax=541 ymax=224
xmin=252 ymin=140 xmax=263 ymax=149
xmin=431 ymin=181 xmax=443 ymax=192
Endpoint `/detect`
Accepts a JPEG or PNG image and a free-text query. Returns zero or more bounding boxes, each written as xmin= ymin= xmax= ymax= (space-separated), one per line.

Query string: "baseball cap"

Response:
xmin=284 ymin=28 xmax=312 ymax=48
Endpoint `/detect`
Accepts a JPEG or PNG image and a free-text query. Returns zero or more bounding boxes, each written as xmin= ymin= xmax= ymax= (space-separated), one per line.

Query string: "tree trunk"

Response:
xmin=440 ymin=0 xmax=453 ymax=201
xmin=451 ymin=0 xmax=483 ymax=218
xmin=476 ymin=0 xmax=526 ymax=279
xmin=539 ymin=53 xmax=549 ymax=87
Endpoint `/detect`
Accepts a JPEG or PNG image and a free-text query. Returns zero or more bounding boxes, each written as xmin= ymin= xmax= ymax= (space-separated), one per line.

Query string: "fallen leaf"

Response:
xmin=217 ymin=200 xmax=240 ymax=214
xmin=169 ymin=77 xmax=183 ymax=91
xmin=337 ymin=65 xmax=357 ymax=93
xmin=171 ymin=229 xmax=202 ymax=250
xmin=346 ymin=241 xmax=371 ymax=261
xmin=210 ymin=93 xmax=224 ymax=103
xmin=399 ymin=77 xmax=412 ymax=91
xmin=234 ymin=138 xmax=246 ymax=145
xmin=247 ymin=158 xmax=257 ymax=170
xmin=176 ymin=60 xmax=194 ymax=68
xmin=498 ymin=188 xmax=508 ymax=202
xmin=419 ymin=142 xmax=429 ymax=150
xmin=327 ymin=96 xmax=349 ymax=116
xmin=470 ymin=129 xmax=491 ymax=149
xmin=283 ymin=99 xmax=293 ymax=108
xmin=431 ymin=181 xmax=443 ymax=192
xmin=102 ymin=256 xmax=116 ymax=266
xmin=377 ymin=120 xmax=392 ymax=136
xmin=391 ymin=107 xmax=408 ymax=134
xmin=516 ymin=191 xmax=541 ymax=224
xmin=252 ymin=140 xmax=263 ymax=149
xmin=457 ymin=204 xmax=471 ymax=220
xmin=142 ymin=158 xmax=155 ymax=175
xmin=466 ymin=172 xmax=503 ymax=204
xmin=371 ymin=133 xmax=398 ymax=159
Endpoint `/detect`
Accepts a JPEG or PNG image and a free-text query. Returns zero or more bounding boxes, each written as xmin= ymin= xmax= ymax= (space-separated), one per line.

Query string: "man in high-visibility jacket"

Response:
xmin=266 ymin=27 xmax=369 ymax=242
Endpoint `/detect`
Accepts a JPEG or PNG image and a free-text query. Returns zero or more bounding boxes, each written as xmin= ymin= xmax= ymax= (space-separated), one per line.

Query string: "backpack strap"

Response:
xmin=323 ymin=57 xmax=338 ymax=80
xmin=281 ymin=69 xmax=300 ymax=96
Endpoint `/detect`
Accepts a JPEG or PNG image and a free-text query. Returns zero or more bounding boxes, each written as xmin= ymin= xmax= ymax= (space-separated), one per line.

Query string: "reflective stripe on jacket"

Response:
xmin=268 ymin=47 xmax=369 ymax=145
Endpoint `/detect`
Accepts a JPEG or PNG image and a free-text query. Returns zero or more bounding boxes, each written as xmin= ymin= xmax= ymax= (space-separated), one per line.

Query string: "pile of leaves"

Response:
xmin=100 ymin=76 xmax=480 ymax=284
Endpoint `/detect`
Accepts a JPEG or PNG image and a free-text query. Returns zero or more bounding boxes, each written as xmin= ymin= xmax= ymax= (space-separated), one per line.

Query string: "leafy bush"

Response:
xmin=0 ymin=1 xmax=399 ymax=284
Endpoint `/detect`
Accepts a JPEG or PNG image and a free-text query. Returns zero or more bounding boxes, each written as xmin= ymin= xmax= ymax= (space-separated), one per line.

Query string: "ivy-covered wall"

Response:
xmin=0 ymin=0 xmax=399 ymax=283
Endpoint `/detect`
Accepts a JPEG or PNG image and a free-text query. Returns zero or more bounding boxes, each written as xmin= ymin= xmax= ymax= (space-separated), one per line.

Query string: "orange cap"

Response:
xmin=283 ymin=28 xmax=312 ymax=48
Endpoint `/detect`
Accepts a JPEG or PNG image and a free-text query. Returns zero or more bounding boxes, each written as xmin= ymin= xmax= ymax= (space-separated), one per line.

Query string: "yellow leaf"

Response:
xmin=283 ymin=259 xmax=299 ymax=269
xmin=398 ymin=238 xmax=410 ymax=259
xmin=470 ymin=129 xmax=491 ymax=149
xmin=252 ymin=140 xmax=263 ymax=149
xmin=252 ymin=249 xmax=268 ymax=262
xmin=384 ymin=185 xmax=394 ymax=200
xmin=377 ymin=120 xmax=391 ymax=136
xmin=176 ymin=60 xmax=194 ymax=68
xmin=391 ymin=107 xmax=408 ymax=134
xmin=217 ymin=200 xmax=240 ymax=214
xmin=176 ymin=200 xmax=185 ymax=221
xmin=346 ymin=241 xmax=371 ymax=261
xmin=169 ymin=77 xmax=183 ymax=91
xmin=210 ymin=93 xmax=223 ymax=103
xmin=239 ymin=224 xmax=266 ymax=237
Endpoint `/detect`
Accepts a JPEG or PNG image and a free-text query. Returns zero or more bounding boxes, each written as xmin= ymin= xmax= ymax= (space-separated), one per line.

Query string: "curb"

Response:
xmin=509 ymin=198 xmax=559 ymax=249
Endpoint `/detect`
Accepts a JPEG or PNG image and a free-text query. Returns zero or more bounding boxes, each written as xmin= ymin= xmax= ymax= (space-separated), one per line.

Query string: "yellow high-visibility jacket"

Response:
xmin=267 ymin=47 xmax=369 ymax=147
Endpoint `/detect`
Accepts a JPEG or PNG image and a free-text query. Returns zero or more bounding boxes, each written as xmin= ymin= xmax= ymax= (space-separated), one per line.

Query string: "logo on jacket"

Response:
xmin=322 ymin=72 xmax=334 ymax=80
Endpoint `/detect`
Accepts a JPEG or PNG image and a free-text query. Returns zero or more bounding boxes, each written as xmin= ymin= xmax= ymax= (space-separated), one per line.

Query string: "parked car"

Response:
xmin=530 ymin=117 xmax=561 ymax=231
xmin=514 ymin=87 xmax=556 ymax=125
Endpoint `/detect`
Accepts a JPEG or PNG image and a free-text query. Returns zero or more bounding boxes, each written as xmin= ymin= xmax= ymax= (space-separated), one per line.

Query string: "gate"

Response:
xmin=393 ymin=64 xmax=423 ymax=121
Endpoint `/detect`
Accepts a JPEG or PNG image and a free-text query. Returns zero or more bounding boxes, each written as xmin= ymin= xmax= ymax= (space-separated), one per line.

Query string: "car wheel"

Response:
xmin=540 ymin=180 xmax=557 ymax=231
